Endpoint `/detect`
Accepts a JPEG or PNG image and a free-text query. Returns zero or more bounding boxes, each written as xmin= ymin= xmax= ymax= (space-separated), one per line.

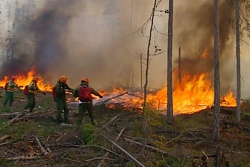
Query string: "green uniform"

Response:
xmin=73 ymin=81 xmax=102 ymax=125
xmin=24 ymin=80 xmax=44 ymax=112
xmin=54 ymin=80 xmax=73 ymax=123
xmin=4 ymin=80 xmax=18 ymax=107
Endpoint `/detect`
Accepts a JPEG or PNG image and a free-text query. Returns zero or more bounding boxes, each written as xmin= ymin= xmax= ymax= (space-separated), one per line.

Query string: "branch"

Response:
xmin=35 ymin=137 xmax=52 ymax=159
xmin=98 ymin=127 xmax=125 ymax=167
xmin=100 ymin=133 xmax=145 ymax=167
xmin=5 ymin=155 xmax=43 ymax=161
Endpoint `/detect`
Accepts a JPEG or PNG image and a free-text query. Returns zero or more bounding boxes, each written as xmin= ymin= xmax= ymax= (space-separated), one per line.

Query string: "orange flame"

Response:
xmin=147 ymin=73 xmax=236 ymax=114
xmin=101 ymin=73 xmax=236 ymax=115
xmin=0 ymin=67 xmax=52 ymax=91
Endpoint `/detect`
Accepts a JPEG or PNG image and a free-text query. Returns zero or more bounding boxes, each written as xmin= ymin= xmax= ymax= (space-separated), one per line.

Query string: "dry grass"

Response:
xmin=0 ymin=89 xmax=250 ymax=166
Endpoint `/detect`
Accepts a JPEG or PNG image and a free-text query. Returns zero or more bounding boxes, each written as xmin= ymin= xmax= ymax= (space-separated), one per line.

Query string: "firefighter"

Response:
xmin=54 ymin=76 xmax=74 ymax=124
xmin=24 ymin=77 xmax=46 ymax=113
xmin=73 ymin=77 xmax=103 ymax=126
xmin=3 ymin=76 xmax=19 ymax=107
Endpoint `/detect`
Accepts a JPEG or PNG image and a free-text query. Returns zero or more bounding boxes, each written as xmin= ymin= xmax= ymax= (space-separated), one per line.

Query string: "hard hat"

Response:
xmin=60 ymin=76 xmax=68 ymax=83
xmin=82 ymin=77 xmax=89 ymax=84
xmin=11 ymin=76 xmax=16 ymax=81
xmin=32 ymin=76 xmax=39 ymax=82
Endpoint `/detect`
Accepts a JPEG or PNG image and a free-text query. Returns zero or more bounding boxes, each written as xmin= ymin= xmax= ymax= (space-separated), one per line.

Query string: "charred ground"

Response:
xmin=0 ymin=89 xmax=250 ymax=167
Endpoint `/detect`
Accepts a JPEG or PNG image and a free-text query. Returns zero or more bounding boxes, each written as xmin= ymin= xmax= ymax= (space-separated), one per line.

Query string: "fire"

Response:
xmin=0 ymin=67 xmax=52 ymax=91
xmin=1 ymin=67 xmax=236 ymax=115
xmin=100 ymin=73 xmax=236 ymax=115
xmin=148 ymin=73 xmax=236 ymax=114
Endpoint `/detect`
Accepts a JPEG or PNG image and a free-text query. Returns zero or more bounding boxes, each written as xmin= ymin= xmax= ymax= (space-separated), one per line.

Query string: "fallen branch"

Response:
xmin=98 ymin=127 xmax=125 ymax=167
xmin=0 ymin=112 xmax=20 ymax=118
xmin=0 ymin=135 xmax=10 ymax=142
xmin=35 ymin=137 xmax=51 ymax=158
xmin=0 ymin=139 xmax=21 ymax=146
xmin=56 ymin=133 xmax=66 ymax=142
xmin=95 ymin=91 xmax=129 ymax=105
xmin=5 ymin=155 xmax=43 ymax=161
xmin=100 ymin=133 xmax=145 ymax=167
xmin=124 ymin=137 xmax=168 ymax=155
xmin=0 ymin=111 xmax=25 ymax=131
xmin=98 ymin=114 xmax=120 ymax=132
xmin=9 ymin=111 xmax=25 ymax=123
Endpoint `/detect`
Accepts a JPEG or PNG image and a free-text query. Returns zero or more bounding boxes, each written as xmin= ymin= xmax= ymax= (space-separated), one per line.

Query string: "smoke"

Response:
xmin=173 ymin=0 xmax=235 ymax=95
xmin=1 ymin=0 xmax=248 ymax=98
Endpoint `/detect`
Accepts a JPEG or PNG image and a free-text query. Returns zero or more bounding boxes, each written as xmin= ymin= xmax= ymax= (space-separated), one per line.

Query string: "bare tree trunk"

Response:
xmin=235 ymin=0 xmax=241 ymax=122
xmin=213 ymin=0 xmax=220 ymax=141
xmin=166 ymin=0 xmax=174 ymax=124
xmin=143 ymin=0 xmax=157 ymax=114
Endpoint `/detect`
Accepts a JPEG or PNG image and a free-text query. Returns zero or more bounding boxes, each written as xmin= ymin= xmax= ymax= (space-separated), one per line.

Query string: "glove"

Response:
xmin=42 ymin=92 xmax=46 ymax=95
xmin=99 ymin=95 xmax=103 ymax=98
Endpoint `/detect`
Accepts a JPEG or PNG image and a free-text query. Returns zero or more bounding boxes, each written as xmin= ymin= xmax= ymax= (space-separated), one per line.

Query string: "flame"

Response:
xmin=147 ymin=73 xmax=236 ymax=114
xmin=0 ymin=67 xmax=52 ymax=91
xmin=100 ymin=73 xmax=236 ymax=115
xmin=1 ymin=67 xmax=236 ymax=115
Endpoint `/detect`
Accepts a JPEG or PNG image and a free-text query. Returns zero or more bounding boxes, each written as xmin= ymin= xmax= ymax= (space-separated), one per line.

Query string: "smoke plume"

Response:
xmin=1 ymin=0 xmax=247 ymax=97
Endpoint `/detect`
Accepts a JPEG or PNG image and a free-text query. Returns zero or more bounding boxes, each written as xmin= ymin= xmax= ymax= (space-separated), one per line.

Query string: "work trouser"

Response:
xmin=77 ymin=101 xmax=94 ymax=125
xmin=56 ymin=98 xmax=69 ymax=123
xmin=4 ymin=91 xmax=14 ymax=107
xmin=24 ymin=93 xmax=36 ymax=112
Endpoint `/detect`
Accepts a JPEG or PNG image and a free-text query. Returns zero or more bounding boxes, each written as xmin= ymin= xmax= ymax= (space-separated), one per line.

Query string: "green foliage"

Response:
xmin=163 ymin=156 xmax=189 ymax=167
xmin=79 ymin=123 xmax=96 ymax=144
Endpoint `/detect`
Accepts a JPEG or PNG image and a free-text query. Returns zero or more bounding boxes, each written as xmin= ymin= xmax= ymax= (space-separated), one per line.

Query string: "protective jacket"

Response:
xmin=28 ymin=81 xmax=41 ymax=94
xmin=54 ymin=80 xmax=73 ymax=99
xmin=73 ymin=81 xmax=102 ymax=101
xmin=6 ymin=80 xmax=18 ymax=92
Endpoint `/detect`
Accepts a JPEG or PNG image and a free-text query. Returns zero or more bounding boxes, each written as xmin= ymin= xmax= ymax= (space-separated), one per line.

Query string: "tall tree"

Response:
xmin=166 ymin=0 xmax=173 ymax=124
xmin=235 ymin=0 xmax=241 ymax=122
xmin=213 ymin=0 xmax=220 ymax=141
xmin=142 ymin=0 xmax=157 ymax=114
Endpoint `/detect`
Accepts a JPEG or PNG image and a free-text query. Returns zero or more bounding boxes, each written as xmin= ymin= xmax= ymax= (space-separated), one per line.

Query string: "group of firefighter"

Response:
xmin=3 ymin=76 xmax=103 ymax=126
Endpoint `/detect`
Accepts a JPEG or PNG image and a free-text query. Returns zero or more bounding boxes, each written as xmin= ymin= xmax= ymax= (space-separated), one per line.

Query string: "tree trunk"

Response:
xmin=166 ymin=0 xmax=174 ymax=124
xmin=142 ymin=0 xmax=157 ymax=114
xmin=213 ymin=0 xmax=220 ymax=141
xmin=235 ymin=0 xmax=241 ymax=122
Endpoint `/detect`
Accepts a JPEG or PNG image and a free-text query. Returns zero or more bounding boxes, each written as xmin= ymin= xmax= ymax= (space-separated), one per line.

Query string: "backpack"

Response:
xmin=52 ymin=87 xmax=56 ymax=98
xmin=4 ymin=82 xmax=8 ymax=91
xmin=78 ymin=86 xmax=92 ymax=102
xmin=23 ymin=85 xmax=29 ymax=95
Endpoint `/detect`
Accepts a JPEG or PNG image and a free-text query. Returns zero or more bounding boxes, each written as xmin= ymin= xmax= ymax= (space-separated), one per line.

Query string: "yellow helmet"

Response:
xmin=82 ymin=77 xmax=89 ymax=84
xmin=60 ymin=76 xmax=67 ymax=83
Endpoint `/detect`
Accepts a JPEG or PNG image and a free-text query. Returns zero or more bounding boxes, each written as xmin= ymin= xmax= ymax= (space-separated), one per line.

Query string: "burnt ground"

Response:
xmin=0 ymin=89 xmax=250 ymax=167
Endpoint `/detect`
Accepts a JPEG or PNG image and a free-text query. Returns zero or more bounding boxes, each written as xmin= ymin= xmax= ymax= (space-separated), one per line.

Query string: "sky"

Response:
xmin=0 ymin=0 xmax=250 ymax=99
